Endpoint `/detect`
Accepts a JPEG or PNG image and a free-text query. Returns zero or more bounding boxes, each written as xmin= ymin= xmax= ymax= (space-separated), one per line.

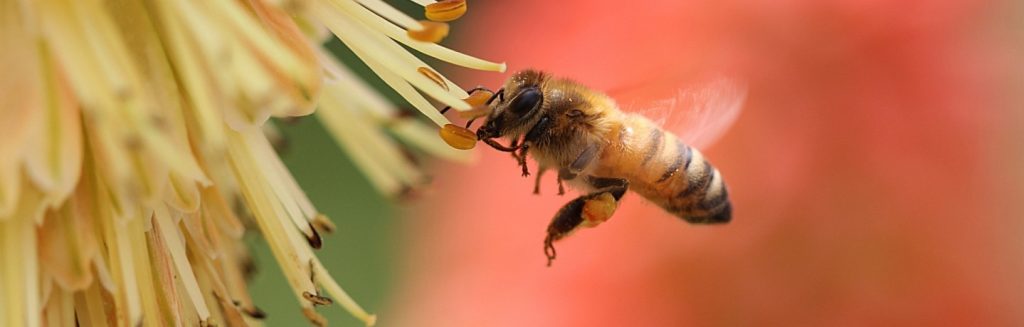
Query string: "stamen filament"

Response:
xmin=407 ymin=0 xmax=435 ymax=7
xmin=333 ymin=0 xmax=505 ymax=84
xmin=312 ymin=260 xmax=377 ymax=326
xmin=316 ymin=1 xmax=471 ymax=110
xmin=154 ymin=206 xmax=212 ymax=321
xmin=355 ymin=0 xmax=425 ymax=30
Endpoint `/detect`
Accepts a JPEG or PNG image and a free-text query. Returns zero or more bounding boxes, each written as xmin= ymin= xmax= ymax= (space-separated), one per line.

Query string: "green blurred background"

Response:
xmin=246 ymin=116 xmax=397 ymax=326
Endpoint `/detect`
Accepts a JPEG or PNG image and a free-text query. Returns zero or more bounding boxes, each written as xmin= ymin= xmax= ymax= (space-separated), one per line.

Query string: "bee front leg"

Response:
xmin=543 ymin=176 xmax=629 ymax=266
xmin=516 ymin=144 xmax=530 ymax=176
xmin=516 ymin=115 xmax=553 ymax=178
xmin=557 ymin=169 xmax=576 ymax=196
xmin=533 ymin=165 xmax=549 ymax=194
xmin=509 ymin=138 xmax=520 ymax=160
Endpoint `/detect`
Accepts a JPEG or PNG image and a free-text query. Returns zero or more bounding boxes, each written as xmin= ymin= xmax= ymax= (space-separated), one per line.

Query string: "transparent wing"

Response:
xmin=610 ymin=75 xmax=747 ymax=149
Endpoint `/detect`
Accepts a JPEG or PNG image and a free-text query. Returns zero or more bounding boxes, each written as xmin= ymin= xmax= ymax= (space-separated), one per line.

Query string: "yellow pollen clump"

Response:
xmin=582 ymin=192 xmax=617 ymax=227
xmin=425 ymin=0 xmax=467 ymax=22
xmin=439 ymin=124 xmax=477 ymax=150
xmin=407 ymin=20 xmax=450 ymax=43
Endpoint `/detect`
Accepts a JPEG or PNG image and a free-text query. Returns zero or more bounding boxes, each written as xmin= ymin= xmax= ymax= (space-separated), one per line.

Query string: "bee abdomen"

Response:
xmin=655 ymin=140 xmax=691 ymax=183
xmin=600 ymin=118 xmax=732 ymax=224
xmin=665 ymin=144 xmax=731 ymax=224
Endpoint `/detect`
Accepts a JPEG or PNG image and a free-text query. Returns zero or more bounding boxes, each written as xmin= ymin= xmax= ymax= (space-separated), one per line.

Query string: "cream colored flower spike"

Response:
xmin=1 ymin=0 xmax=502 ymax=326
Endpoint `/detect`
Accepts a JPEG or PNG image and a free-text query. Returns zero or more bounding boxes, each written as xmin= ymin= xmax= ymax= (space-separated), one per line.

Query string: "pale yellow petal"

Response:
xmin=0 ymin=175 xmax=47 ymax=223
xmin=37 ymin=203 xmax=97 ymax=291
xmin=164 ymin=173 xmax=201 ymax=213
xmin=145 ymin=214 xmax=186 ymax=325
xmin=249 ymin=0 xmax=323 ymax=117
xmin=0 ymin=162 xmax=21 ymax=218
xmin=1 ymin=215 xmax=41 ymax=327
xmin=153 ymin=205 xmax=211 ymax=322
xmin=125 ymin=214 xmax=164 ymax=327
xmin=42 ymin=288 xmax=75 ymax=327
xmin=0 ymin=0 xmax=42 ymax=175
xmin=23 ymin=51 xmax=83 ymax=205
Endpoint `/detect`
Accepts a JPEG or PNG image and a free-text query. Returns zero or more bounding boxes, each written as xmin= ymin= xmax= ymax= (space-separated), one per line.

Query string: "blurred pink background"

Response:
xmin=391 ymin=0 xmax=1024 ymax=325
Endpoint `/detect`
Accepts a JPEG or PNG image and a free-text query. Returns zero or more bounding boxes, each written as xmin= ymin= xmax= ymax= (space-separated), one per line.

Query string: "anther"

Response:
xmin=425 ymin=0 xmax=467 ymax=22
xmin=417 ymin=67 xmax=449 ymax=91
xmin=305 ymin=225 xmax=323 ymax=249
xmin=243 ymin=306 xmax=267 ymax=319
xmin=463 ymin=89 xmax=494 ymax=107
xmin=439 ymin=124 xmax=477 ymax=150
xmin=311 ymin=214 xmax=336 ymax=234
xmin=303 ymin=291 xmax=334 ymax=306
xmin=407 ymin=21 xmax=449 ymax=43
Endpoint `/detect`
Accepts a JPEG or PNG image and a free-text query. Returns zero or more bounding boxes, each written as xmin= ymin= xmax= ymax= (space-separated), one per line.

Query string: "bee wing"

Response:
xmin=612 ymin=76 xmax=747 ymax=149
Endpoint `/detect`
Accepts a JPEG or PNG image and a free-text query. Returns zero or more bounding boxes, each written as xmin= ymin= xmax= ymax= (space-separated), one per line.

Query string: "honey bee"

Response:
xmin=444 ymin=69 xmax=745 ymax=266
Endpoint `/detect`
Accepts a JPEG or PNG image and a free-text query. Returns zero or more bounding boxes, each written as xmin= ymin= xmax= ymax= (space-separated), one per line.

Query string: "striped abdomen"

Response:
xmin=592 ymin=114 xmax=731 ymax=223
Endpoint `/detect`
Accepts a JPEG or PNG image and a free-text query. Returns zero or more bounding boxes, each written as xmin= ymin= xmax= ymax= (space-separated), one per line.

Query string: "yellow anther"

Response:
xmin=425 ymin=0 xmax=467 ymax=22
xmin=463 ymin=89 xmax=494 ymax=107
xmin=406 ymin=20 xmax=449 ymax=43
xmin=417 ymin=67 xmax=450 ymax=91
xmin=439 ymin=124 xmax=476 ymax=150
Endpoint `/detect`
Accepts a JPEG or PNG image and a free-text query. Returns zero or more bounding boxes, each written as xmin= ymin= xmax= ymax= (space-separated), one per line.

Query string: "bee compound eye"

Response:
xmin=509 ymin=87 xmax=543 ymax=116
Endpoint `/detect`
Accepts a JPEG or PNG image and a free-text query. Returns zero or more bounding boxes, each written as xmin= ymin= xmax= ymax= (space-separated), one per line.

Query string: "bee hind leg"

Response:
xmin=543 ymin=176 xmax=629 ymax=266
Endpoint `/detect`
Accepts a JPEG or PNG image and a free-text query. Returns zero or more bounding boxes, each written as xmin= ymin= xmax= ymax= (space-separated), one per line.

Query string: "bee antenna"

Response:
xmin=440 ymin=86 xmax=503 ymax=115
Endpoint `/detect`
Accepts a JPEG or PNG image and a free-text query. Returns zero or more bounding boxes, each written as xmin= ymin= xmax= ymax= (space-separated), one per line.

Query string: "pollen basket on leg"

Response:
xmin=582 ymin=192 xmax=617 ymax=227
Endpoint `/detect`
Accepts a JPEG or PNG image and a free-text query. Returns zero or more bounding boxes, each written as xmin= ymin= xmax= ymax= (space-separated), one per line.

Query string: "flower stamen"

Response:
xmin=425 ymin=0 xmax=468 ymax=22
xmin=440 ymin=124 xmax=478 ymax=150
xmin=418 ymin=66 xmax=451 ymax=91
xmin=407 ymin=20 xmax=450 ymax=43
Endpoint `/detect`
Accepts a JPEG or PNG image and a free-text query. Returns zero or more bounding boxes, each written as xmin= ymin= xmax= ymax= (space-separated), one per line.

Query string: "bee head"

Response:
xmin=477 ymin=70 xmax=548 ymax=140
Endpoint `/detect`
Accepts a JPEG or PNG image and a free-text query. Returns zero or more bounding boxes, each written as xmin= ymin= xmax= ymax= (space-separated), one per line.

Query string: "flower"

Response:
xmin=0 ymin=0 xmax=502 ymax=326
